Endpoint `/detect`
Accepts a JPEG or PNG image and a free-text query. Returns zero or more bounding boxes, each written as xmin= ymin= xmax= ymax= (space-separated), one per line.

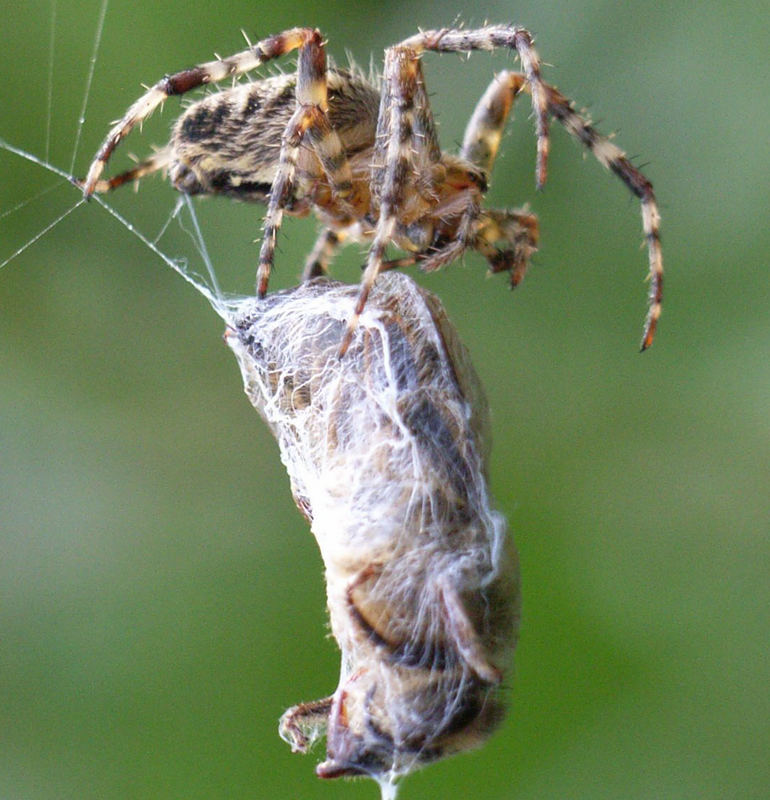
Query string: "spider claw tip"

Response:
xmin=639 ymin=329 xmax=655 ymax=352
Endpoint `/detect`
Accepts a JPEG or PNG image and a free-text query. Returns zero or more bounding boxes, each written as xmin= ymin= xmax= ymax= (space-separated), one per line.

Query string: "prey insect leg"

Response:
xmin=344 ymin=565 xmax=501 ymax=684
xmin=437 ymin=578 xmax=502 ymax=684
xmin=279 ymin=696 xmax=334 ymax=753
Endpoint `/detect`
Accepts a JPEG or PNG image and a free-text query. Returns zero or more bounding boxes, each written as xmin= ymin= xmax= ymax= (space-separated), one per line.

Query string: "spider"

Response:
xmin=81 ymin=25 xmax=662 ymax=352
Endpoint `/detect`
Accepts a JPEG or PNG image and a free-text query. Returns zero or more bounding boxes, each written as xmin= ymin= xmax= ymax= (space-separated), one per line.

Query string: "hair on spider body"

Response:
xmin=82 ymin=24 xmax=662 ymax=352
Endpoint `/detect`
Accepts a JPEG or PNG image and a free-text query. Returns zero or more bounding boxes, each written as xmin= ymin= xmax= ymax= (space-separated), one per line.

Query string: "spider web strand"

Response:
xmin=0 ymin=199 xmax=85 ymax=270
xmin=45 ymin=0 xmax=57 ymax=162
xmin=69 ymin=0 xmax=109 ymax=175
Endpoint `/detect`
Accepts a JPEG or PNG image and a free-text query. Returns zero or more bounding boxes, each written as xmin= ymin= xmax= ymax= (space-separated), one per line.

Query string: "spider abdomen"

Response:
xmin=169 ymin=69 xmax=380 ymax=205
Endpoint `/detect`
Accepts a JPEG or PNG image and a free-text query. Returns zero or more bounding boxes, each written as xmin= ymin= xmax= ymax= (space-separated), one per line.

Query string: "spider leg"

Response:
xmin=256 ymin=36 xmax=357 ymax=297
xmin=303 ymin=220 xmax=372 ymax=281
xmin=415 ymin=202 xmax=537 ymax=292
xmin=399 ymin=25 xmax=550 ymax=188
xmin=542 ymin=84 xmax=662 ymax=349
xmin=412 ymin=193 xmax=535 ymax=283
xmin=302 ymin=228 xmax=341 ymax=280
xmin=80 ymin=146 xmax=172 ymax=194
xmin=465 ymin=67 xmax=662 ymax=348
xmin=340 ymin=46 xmax=442 ymax=355
xmin=82 ymin=28 xmax=325 ymax=197
xmin=461 ymin=71 xmax=528 ymax=177
xmin=380 ymin=255 xmax=419 ymax=271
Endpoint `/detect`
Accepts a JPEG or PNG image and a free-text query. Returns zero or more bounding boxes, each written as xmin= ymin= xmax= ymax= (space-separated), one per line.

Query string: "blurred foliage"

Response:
xmin=1 ymin=1 xmax=768 ymax=798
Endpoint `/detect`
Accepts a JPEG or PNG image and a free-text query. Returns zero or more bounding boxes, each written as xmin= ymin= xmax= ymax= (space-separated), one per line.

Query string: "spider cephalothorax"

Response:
xmin=82 ymin=25 xmax=662 ymax=351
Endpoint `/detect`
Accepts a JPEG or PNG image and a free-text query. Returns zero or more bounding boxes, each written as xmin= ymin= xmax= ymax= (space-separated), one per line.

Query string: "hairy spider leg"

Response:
xmin=82 ymin=27 xmax=326 ymax=196
xmin=80 ymin=146 xmax=173 ymax=193
xmin=403 ymin=30 xmax=548 ymax=290
xmin=256 ymin=33 xmax=358 ymax=297
xmin=400 ymin=25 xmax=550 ymax=188
xmin=462 ymin=71 xmax=527 ymax=179
xmin=341 ymin=47 xmax=439 ymax=355
xmin=301 ymin=222 xmax=372 ymax=281
xmin=540 ymin=84 xmax=663 ymax=350
xmin=465 ymin=67 xmax=662 ymax=345
xmin=340 ymin=26 xmax=550 ymax=355
xmin=343 ymin=46 xmax=491 ymax=353
xmin=460 ymin=70 xmax=539 ymax=286
xmin=302 ymin=228 xmax=342 ymax=280
xmin=403 ymin=49 xmax=485 ymax=276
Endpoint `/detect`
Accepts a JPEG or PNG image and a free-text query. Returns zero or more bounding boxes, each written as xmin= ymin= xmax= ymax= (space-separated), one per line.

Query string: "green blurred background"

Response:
xmin=1 ymin=1 xmax=767 ymax=798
